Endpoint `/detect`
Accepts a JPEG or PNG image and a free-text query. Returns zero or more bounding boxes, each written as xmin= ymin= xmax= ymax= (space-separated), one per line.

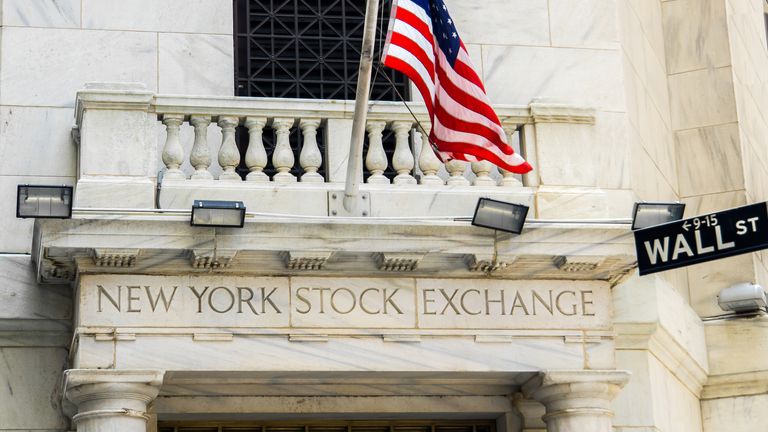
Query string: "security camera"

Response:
xmin=717 ymin=282 xmax=767 ymax=313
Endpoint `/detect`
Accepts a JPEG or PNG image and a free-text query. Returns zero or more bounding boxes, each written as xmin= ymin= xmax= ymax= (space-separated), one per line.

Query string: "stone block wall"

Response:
xmin=445 ymin=0 xmax=633 ymax=219
xmin=0 ymin=1 xmax=233 ymax=430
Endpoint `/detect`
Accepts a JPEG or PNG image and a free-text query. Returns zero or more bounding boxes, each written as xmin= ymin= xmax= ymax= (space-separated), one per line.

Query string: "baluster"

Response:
xmin=217 ymin=116 xmax=241 ymax=181
xmin=417 ymin=123 xmax=443 ymax=185
xmin=445 ymin=159 xmax=470 ymax=185
xmin=189 ymin=115 xmax=213 ymax=180
xmin=365 ymin=121 xmax=389 ymax=184
xmin=500 ymin=124 xmax=523 ymax=187
xmin=299 ymin=118 xmax=323 ymax=183
xmin=272 ymin=117 xmax=296 ymax=183
xmin=161 ymin=114 xmax=185 ymax=180
xmin=244 ymin=117 xmax=268 ymax=182
xmin=391 ymin=121 xmax=416 ymax=184
xmin=471 ymin=160 xmax=497 ymax=186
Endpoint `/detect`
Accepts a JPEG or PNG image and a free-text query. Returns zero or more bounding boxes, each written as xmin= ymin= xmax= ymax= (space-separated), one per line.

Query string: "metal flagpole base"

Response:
xmin=329 ymin=191 xmax=371 ymax=217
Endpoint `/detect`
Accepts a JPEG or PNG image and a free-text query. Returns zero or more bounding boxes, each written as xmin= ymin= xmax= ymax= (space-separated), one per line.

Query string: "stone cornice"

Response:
xmin=0 ymin=318 xmax=72 ymax=348
xmin=33 ymin=214 xmax=636 ymax=283
xmin=615 ymin=322 xmax=708 ymax=396
xmin=75 ymin=83 xmax=154 ymax=127
xmin=529 ymin=102 xmax=596 ymax=125
xmin=702 ymin=370 xmax=768 ymax=400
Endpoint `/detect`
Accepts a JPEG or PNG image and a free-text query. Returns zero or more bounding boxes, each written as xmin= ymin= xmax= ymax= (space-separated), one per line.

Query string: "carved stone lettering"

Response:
xmin=80 ymin=276 xmax=611 ymax=330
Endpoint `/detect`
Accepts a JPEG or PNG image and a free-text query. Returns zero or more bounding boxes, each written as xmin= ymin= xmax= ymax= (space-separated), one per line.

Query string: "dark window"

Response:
xmin=234 ymin=0 xmax=410 ymax=101
xmin=160 ymin=420 xmax=496 ymax=432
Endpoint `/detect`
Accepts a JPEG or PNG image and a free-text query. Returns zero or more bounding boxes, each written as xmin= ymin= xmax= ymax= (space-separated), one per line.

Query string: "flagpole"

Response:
xmin=343 ymin=0 xmax=380 ymax=213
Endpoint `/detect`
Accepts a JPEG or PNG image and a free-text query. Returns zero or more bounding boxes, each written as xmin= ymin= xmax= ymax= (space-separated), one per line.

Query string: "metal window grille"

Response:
xmin=160 ymin=420 xmax=495 ymax=432
xmin=234 ymin=0 xmax=410 ymax=101
xmin=233 ymin=0 xmax=411 ymax=181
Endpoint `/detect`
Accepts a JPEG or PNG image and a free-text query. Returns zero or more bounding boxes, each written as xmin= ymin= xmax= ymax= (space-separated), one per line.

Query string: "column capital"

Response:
xmin=64 ymin=369 xmax=164 ymax=432
xmin=523 ymin=370 xmax=630 ymax=432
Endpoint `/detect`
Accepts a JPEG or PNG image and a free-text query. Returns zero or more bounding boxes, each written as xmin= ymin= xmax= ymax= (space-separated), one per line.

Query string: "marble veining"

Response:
xmin=2 ymin=0 xmax=80 ymax=28
xmin=159 ymin=33 xmax=234 ymax=96
xmin=82 ymin=0 xmax=232 ymax=34
xmin=0 ymin=28 xmax=157 ymax=107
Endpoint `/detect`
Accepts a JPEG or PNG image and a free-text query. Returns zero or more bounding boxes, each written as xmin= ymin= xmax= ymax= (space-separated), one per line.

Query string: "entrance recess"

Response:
xmin=159 ymin=421 xmax=497 ymax=432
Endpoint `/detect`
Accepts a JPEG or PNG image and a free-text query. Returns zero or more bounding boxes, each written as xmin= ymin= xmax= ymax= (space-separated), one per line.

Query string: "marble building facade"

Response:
xmin=1 ymin=0 xmax=768 ymax=431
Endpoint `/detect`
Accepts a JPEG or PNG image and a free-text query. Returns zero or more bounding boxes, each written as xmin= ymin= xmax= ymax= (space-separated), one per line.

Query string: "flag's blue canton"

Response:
xmin=429 ymin=0 xmax=460 ymax=66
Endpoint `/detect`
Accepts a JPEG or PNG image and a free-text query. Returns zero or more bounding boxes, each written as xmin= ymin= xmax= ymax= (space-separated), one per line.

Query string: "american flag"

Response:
xmin=381 ymin=0 xmax=532 ymax=174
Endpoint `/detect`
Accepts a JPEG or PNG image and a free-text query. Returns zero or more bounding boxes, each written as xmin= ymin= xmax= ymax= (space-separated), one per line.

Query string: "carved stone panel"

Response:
xmin=78 ymin=275 xmax=611 ymax=331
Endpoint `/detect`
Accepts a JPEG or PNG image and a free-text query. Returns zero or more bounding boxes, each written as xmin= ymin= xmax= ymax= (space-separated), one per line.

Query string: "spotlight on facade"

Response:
xmin=717 ymin=282 xmax=768 ymax=313
xmin=16 ymin=185 xmax=73 ymax=219
xmin=471 ymin=198 xmax=529 ymax=234
xmin=631 ymin=202 xmax=685 ymax=230
xmin=191 ymin=200 xmax=246 ymax=228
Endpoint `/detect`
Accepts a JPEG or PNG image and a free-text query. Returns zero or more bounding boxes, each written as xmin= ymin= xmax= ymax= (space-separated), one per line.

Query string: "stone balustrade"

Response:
xmin=72 ymin=83 xmax=603 ymax=216
xmin=153 ymin=96 xmax=530 ymax=188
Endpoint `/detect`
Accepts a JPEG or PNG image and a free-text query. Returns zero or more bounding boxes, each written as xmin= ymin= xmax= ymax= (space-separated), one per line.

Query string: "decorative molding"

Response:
xmin=71 ymin=125 xmax=81 ymax=146
xmin=33 ymin=216 xmax=637 ymax=283
xmin=39 ymin=258 xmax=75 ymax=283
xmin=282 ymin=251 xmax=333 ymax=270
xmin=702 ymin=370 xmax=768 ymax=400
xmin=0 ymin=319 xmax=71 ymax=348
xmin=563 ymin=335 xmax=603 ymax=344
xmin=464 ymin=254 xmax=512 ymax=272
xmin=475 ymin=335 xmax=513 ymax=343
xmin=189 ymin=249 xmax=237 ymax=269
xmin=615 ymin=322 xmax=708 ymax=396
xmin=94 ymin=332 xmax=136 ymax=341
xmin=92 ymin=248 xmax=138 ymax=268
xmin=75 ymin=83 xmax=154 ymax=127
xmin=289 ymin=334 xmax=329 ymax=342
xmin=529 ymin=102 xmax=596 ymax=125
xmin=554 ymin=255 xmax=605 ymax=273
xmin=193 ymin=333 xmax=234 ymax=342
xmin=510 ymin=392 xmax=547 ymax=431
xmin=382 ymin=334 xmax=421 ymax=343
xmin=374 ymin=253 xmax=425 ymax=272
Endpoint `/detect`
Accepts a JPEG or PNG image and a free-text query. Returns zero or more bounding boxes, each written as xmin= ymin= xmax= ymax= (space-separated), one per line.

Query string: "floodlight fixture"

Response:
xmin=717 ymin=282 xmax=767 ymax=313
xmin=471 ymin=198 xmax=529 ymax=234
xmin=631 ymin=202 xmax=685 ymax=230
xmin=191 ymin=200 xmax=246 ymax=228
xmin=16 ymin=185 xmax=73 ymax=219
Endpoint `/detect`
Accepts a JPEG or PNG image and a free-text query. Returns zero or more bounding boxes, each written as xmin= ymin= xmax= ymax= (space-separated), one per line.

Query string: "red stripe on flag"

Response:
xmin=383 ymin=56 xmax=435 ymax=115
xmin=389 ymin=32 xmax=435 ymax=80
xmin=455 ymin=44 xmax=486 ymax=92
xmin=433 ymin=104 xmax=508 ymax=152
xmin=434 ymin=138 xmax=531 ymax=174
xmin=436 ymin=63 xmax=504 ymax=135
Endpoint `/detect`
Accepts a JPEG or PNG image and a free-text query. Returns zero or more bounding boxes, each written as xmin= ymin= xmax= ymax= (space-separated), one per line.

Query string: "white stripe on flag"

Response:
xmin=396 ymin=0 xmax=434 ymax=31
xmin=391 ymin=21 xmax=436 ymax=64
xmin=432 ymin=116 xmax=527 ymax=166
xmin=385 ymin=44 xmax=436 ymax=100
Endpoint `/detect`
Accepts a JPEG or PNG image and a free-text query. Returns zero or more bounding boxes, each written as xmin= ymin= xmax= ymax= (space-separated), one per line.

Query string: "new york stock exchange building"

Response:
xmin=4 ymin=1 xmax=768 ymax=432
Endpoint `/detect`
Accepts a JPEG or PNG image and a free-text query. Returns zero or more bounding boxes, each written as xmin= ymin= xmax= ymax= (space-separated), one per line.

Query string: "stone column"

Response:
xmin=64 ymin=369 xmax=164 ymax=432
xmin=524 ymin=370 xmax=630 ymax=432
